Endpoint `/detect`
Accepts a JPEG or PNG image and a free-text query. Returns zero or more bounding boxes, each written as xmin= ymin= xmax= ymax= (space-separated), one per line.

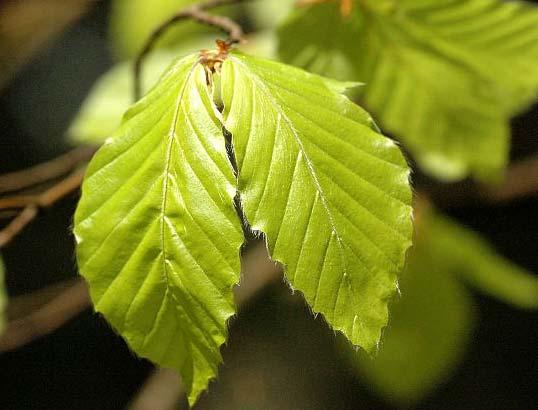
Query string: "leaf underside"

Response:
xmin=278 ymin=0 xmax=538 ymax=181
xmin=75 ymin=51 xmax=413 ymax=405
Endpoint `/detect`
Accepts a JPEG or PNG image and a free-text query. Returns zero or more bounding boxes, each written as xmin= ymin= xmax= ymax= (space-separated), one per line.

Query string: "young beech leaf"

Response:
xmin=74 ymin=54 xmax=244 ymax=405
xmin=220 ymin=53 xmax=413 ymax=351
xmin=278 ymin=0 xmax=538 ymax=182
xmin=74 ymin=50 xmax=413 ymax=405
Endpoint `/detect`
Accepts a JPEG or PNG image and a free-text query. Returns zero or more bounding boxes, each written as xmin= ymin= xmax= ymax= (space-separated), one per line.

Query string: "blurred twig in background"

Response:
xmin=0 ymin=146 xmax=96 ymax=193
xmin=481 ymin=154 xmax=538 ymax=202
xmin=0 ymin=146 xmax=97 ymax=248
xmin=0 ymin=0 xmax=97 ymax=90
xmin=133 ymin=0 xmax=250 ymax=99
xmin=427 ymin=154 xmax=538 ymax=208
xmin=127 ymin=369 xmax=185 ymax=410
xmin=0 ymin=279 xmax=90 ymax=352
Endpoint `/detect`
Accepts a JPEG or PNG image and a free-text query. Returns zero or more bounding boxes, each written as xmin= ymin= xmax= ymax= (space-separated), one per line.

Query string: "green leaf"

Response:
xmin=0 ymin=256 xmax=6 ymax=335
xmin=278 ymin=1 xmax=538 ymax=181
xmin=422 ymin=208 xmax=538 ymax=309
xmin=220 ymin=52 xmax=413 ymax=352
xmin=75 ymin=49 xmax=413 ymax=403
xmin=356 ymin=246 xmax=474 ymax=404
xmin=74 ymin=54 xmax=244 ymax=405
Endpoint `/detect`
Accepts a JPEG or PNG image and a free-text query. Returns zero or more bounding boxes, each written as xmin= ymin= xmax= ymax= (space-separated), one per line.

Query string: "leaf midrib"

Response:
xmin=160 ymin=61 xmax=199 ymax=302
xmin=229 ymin=56 xmax=349 ymax=276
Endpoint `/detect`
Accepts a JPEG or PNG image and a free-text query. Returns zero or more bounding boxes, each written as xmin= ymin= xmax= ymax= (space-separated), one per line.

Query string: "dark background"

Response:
xmin=0 ymin=2 xmax=537 ymax=409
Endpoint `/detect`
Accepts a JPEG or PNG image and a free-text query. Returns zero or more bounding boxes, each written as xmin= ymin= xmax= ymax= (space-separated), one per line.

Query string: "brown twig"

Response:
xmin=0 ymin=0 xmax=96 ymax=91
xmin=0 ymin=206 xmax=39 ymax=247
xmin=0 ymin=146 xmax=97 ymax=194
xmin=0 ymin=210 xmax=20 ymax=219
xmin=426 ymin=155 xmax=538 ymax=208
xmin=0 ymin=167 xmax=87 ymax=248
xmin=133 ymin=0 xmax=248 ymax=100
xmin=0 ymin=279 xmax=91 ymax=352
xmin=127 ymin=369 xmax=185 ymax=410
xmin=480 ymin=154 xmax=538 ymax=202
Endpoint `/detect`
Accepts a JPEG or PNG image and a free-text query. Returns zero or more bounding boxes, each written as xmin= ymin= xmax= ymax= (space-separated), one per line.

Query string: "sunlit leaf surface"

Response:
xmin=75 ymin=50 xmax=413 ymax=404
xmin=221 ymin=53 xmax=413 ymax=352
xmin=75 ymin=54 xmax=244 ymax=405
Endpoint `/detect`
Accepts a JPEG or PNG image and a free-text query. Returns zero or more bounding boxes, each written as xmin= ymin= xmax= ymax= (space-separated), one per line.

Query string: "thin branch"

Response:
xmin=0 ymin=195 xmax=38 ymax=210
xmin=426 ymin=155 xmax=538 ymax=208
xmin=0 ymin=146 xmax=97 ymax=194
xmin=480 ymin=154 xmax=538 ymax=202
xmin=0 ymin=279 xmax=90 ymax=352
xmin=127 ymin=369 xmax=185 ymax=410
xmin=0 ymin=206 xmax=38 ymax=247
xmin=133 ymin=0 xmax=249 ymax=100
xmin=0 ymin=167 xmax=86 ymax=248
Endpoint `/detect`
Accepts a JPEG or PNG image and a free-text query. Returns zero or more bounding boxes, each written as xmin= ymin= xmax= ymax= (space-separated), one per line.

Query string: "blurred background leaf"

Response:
xmin=421 ymin=206 xmax=538 ymax=309
xmin=278 ymin=1 xmax=538 ymax=182
xmin=245 ymin=0 xmax=295 ymax=30
xmin=354 ymin=245 xmax=475 ymax=404
xmin=352 ymin=203 xmax=538 ymax=404
xmin=68 ymin=39 xmax=209 ymax=144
